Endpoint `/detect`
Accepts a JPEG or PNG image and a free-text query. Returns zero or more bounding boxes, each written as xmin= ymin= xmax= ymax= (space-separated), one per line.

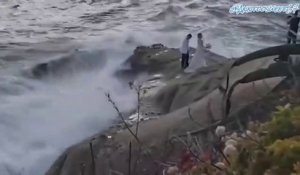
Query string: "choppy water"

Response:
xmin=0 ymin=0 xmax=298 ymax=174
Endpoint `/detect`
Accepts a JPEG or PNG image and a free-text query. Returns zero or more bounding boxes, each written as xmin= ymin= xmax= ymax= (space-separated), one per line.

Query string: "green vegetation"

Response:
xmin=167 ymin=105 xmax=300 ymax=175
xmin=231 ymin=105 xmax=300 ymax=175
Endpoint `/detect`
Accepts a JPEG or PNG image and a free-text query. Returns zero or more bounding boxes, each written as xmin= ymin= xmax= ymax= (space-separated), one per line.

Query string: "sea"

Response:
xmin=0 ymin=0 xmax=297 ymax=174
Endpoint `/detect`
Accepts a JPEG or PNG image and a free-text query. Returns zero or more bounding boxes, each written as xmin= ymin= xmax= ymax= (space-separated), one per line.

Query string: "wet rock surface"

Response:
xmin=46 ymin=44 xmax=300 ymax=175
xmin=115 ymin=43 xmax=227 ymax=81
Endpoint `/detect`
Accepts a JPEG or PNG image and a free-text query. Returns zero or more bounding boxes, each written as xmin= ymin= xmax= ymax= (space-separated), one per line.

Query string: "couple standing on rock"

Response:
xmin=180 ymin=33 xmax=211 ymax=72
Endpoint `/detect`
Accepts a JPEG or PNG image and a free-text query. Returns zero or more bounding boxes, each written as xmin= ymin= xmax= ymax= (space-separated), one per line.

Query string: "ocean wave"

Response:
xmin=186 ymin=2 xmax=203 ymax=9
xmin=0 ymin=76 xmax=35 ymax=96
xmin=80 ymin=7 xmax=127 ymax=23
xmin=148 ymin=5 xmax=181 ymax=21
xmin=25 ymin=50 xmax=107 ymax=79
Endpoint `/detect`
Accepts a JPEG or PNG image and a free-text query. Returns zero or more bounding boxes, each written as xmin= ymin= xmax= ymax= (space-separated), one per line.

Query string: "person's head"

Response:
xmin=294 ymin=10 xmax=299 ymax=16
xmin=198 ymin=33 xmax=202 ymax=39
xmin=186 ymin=34 xmax=192 ymax=39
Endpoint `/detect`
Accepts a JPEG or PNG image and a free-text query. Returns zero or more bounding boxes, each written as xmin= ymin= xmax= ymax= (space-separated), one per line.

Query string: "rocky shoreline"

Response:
xmin=46 ymin=44 xmax=300 ymax=175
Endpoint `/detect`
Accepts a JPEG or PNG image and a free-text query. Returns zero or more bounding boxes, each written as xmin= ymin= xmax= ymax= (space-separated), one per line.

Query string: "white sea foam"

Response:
xmin=0 ymin=0 xmax=297 ymax=174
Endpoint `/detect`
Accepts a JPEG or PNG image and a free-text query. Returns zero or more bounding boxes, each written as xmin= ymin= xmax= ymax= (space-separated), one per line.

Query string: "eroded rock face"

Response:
xmin=116 ymin=43 xmax=227 ymax=80
xmin=154 ymin=62 xmax=234 ymax=113
xmin=154 ymin=45 xmax=300 ymax=114
xmin=46 ymin=44 xmax=300 ymax=175
xmin=45 ymin=77 xmax=282 ymax=175
xmin=124 ymin=44 xmax=181 ymax=73
xmin=114 ymin=44 xmax=185 ymax=81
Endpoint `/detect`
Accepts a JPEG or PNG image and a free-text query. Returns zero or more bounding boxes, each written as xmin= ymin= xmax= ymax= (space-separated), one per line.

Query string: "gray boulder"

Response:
xmin=46 ymin=44 xmax=300 ymax=175
xmin=118 ymin=43 xmax=227 ymax=79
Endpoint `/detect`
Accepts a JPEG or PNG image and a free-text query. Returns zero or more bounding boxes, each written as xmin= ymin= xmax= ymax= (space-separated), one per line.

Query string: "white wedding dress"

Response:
xmin=185 ymin=38 xmax=207 ymax=73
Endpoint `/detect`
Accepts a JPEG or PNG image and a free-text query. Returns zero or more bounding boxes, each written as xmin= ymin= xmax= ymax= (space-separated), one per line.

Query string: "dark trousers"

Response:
xmin=181 ymin=53 xmax=189 ymax=69
xmin=287 ymin=31 xmax=297 ymax=44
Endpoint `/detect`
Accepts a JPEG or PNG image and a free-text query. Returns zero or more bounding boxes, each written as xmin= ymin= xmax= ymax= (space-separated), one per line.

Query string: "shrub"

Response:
xmin=266 ymin=106 xmax=300 ymax=143
xmin=267 ymin=138 xmax=300 ymax=172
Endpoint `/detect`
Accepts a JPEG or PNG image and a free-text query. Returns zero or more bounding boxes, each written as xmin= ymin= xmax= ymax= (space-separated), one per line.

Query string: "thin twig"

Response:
xmin=186 ymin=131 xmax=193 ymax=148
xmin=216 ymin=146 xmax=231 ymax=166
xmin=172 ymin=135 xmax=199 ymax=158
xmin=128 ymin=141 xmax=132 ymax=175
xmin=194 ymin=137 xmax=203 ymax=154
xmin=105 ymin=92 xmax=141 ymax=144
xmin=178 ymin=101 xmax=257 ymax=138
xmin=133 ymin=84 xmax=143 ymax=175
xmin=171 ymin=136 xmax=223 ymax=171
xmin=89 ymin=142 xmax=96 ymax=175
xmin=133 ymin=146 xmax=142 ymax=175
xmin=135 ymin=85 xmax=142 ymax=136
xmin=176 ymin=120 xmax=223 ymax=138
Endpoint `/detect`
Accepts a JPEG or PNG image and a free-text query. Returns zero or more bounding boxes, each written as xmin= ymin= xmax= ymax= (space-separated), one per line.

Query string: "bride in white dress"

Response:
xmin=185 ymin=33 xmax=210 ymax=73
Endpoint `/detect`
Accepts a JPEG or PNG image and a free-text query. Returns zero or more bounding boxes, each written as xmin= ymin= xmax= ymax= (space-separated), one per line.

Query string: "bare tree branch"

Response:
xmin=128 ymin=141 xmax=132 ymax=175
xmin=89 ymin=141 xmax=96 ymax=175
xmin=171 ymin=136 xmax=223 ymax=171
xmin=105 ymin=92 xmax=141 ymax=144
xmin=135 ymin=85 xmax=142 ymax=136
